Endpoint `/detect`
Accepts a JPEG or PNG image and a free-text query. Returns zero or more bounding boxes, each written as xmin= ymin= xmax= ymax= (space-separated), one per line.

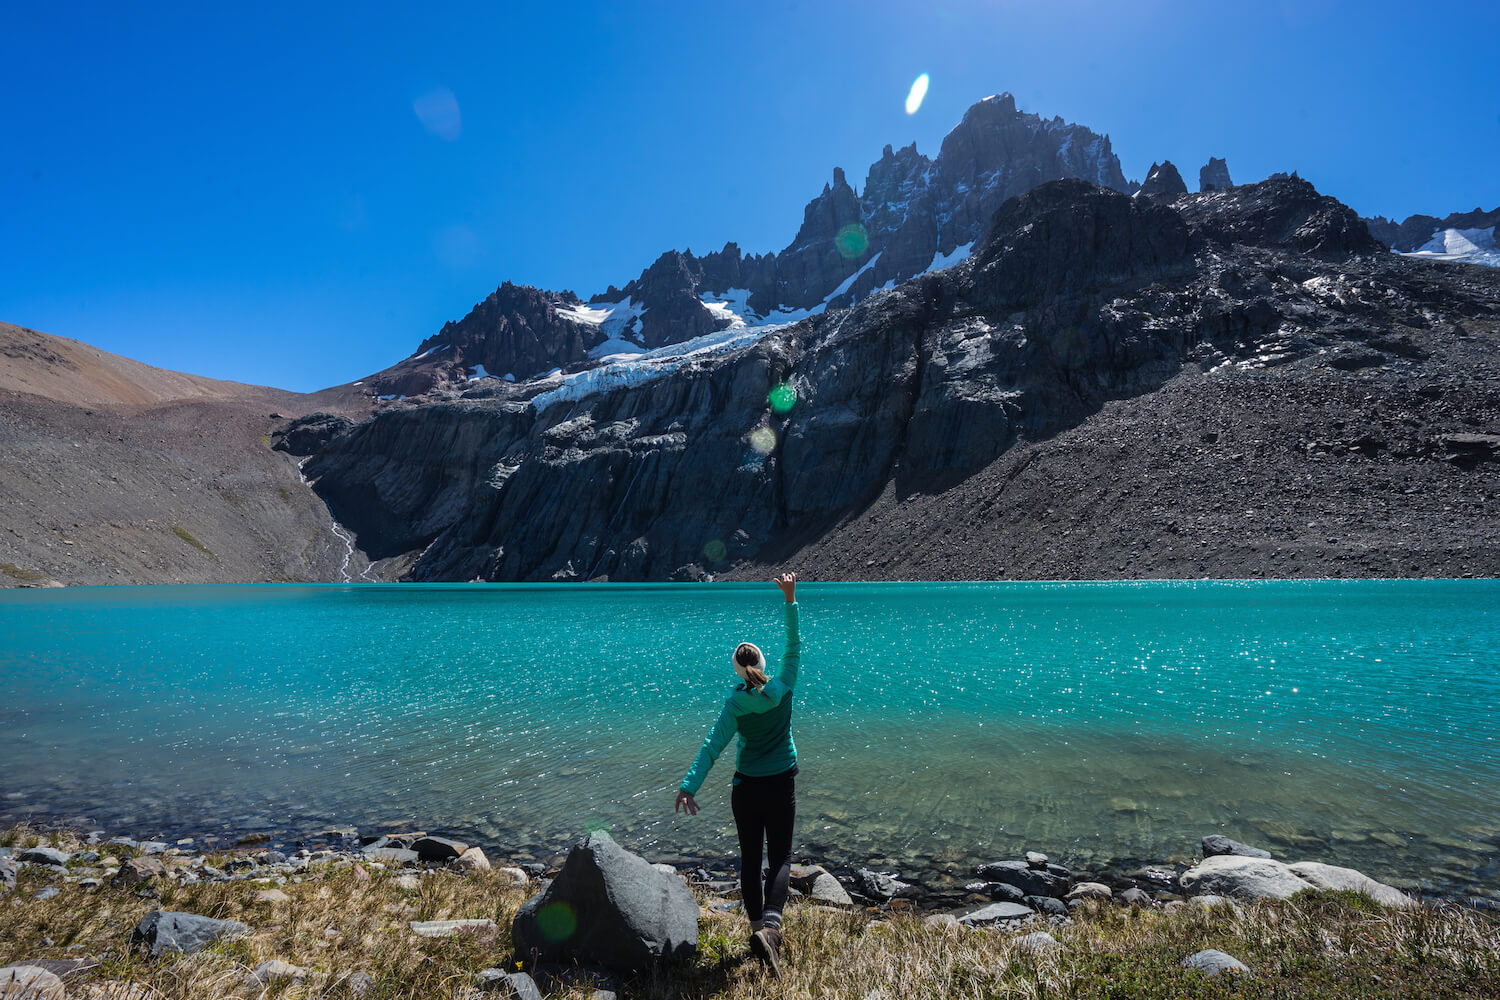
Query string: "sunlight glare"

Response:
xmin=905 ymin=73 xmax=930 ymax=115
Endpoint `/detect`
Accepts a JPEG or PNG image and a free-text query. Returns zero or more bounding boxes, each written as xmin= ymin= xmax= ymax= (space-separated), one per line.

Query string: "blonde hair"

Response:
xmin=735 ymin=643 xmax=768 ymax=691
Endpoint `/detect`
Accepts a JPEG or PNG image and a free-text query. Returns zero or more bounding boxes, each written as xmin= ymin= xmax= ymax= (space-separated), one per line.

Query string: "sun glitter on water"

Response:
xmin=905 ymin=73 xmax=930 ymax=115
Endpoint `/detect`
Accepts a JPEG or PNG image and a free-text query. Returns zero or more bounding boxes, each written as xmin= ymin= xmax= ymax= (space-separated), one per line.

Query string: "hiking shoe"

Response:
xmin=750 ymin=927 xmax=783 ymax=978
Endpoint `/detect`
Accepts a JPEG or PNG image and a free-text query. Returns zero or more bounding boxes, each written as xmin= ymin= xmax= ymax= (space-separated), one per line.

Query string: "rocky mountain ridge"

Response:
xmin=1364 ymin=204 xmax=1500 ymax=267
xmin=286 ymin=176 xmax=1500 ymax=583
xmin=362 ymin=94 xmax=1198 ymax=397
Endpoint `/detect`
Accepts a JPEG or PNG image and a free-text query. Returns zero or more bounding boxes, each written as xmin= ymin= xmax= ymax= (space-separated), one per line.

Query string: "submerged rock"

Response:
xmin=1201 ymin=834 xmax=1271 ymax=859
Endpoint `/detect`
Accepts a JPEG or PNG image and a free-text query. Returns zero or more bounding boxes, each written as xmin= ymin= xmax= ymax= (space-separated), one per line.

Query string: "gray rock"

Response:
xmin=346 ymin=971 xmax=376 ymax=996
xmin=1178 ymin=855 xmax=1308 ymax=900
xmin=1024 ymin=895 xmax=1068 ymax=916
xmin=974 ymin=860 xmax=1072 ymax=899
xmin=4 ymin=860 xmax=23 ymax=890
xmin=1119 ymin=887 xmax=1153 ymax=906
xmin=1201 ymin=835 xmax=1271 ymax=859
xmin=852 ymin=868 xmax=909 ymax=901
xmin=362 ymin=847 xmax=418 ymax=865
xmin=254 ymin=889 xmax=291 ymax=903
xmin=409 ymin=919 xmax=497 ymax=938
xmin=1182 ymin=949 xmax=1249 ymax=976
xmin=787 ymin=863 xmax=827 ymax=892
xmin=0 ymin=965 xmax=64 ymax=999
xmin=808 ymin=872 xmax=853 ymax=907
xmin=1024 ymin=852 xmax=1048 ymax=869
xmin=1065 ymin=882 xmax=1112 ymax=901
xmin=34 ymin=888 xmax=59 ymax=901
xmin=112 ymin=857 xmax=166 ymax=886
xmin=138 ymin=842 xmax=169 ymax=855
xmin=16 ymin=848 xmax=70 ymax=867
xmin=512 ymin=831 xmax=697 ymax=971
xmin=1189 ymin=894 xmax=1238 ymax=911
xmin=497 ymin=867 xmax=530 ymax=888
xmin=1014 ymin=930 xmax=1060 ymax=952
xmin=413 ymin=835 xmax=468 ymax=862
xmin=475 ymin=969 xmax=543 ymax=1000
xmin=1285 ymin=861 xmax=1417 ymax=909
xmin=130 ymin=910 xmax=251 ymax=957
xmin=247 ymin=960 xmax=308 ymax=986
xmin=457 ymin=847 xmax=492 ymax=873
xmin=958 ymin=901 xmax=1035 ymax=927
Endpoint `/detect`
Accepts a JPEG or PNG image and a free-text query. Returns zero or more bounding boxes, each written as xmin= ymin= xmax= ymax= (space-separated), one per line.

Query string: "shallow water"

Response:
xmin=1 ymin=581 xmax=1496 ymax=896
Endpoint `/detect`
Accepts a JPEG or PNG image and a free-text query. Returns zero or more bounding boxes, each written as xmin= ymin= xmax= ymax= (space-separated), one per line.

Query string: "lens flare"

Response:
xmin=537 ymin=902 xmax=576 ymax=942
xmin=905 ymin=74 xmax=930 ymax=115
xmin=749 ymin=426 xmax=777 ymax=455
xmin=835 ymin=224 xmax=869 ymax=260
xmin=703 ymin=539 xmax=727 ymax=562
xmin=413 ymin=87 xmax=462 ymax=140
xmin=768 ymin=382 xmax=797 ymax=415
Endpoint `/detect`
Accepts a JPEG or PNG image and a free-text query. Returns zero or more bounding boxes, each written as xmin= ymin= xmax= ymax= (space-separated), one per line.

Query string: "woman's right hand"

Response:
xmin=773 ymin=571 xmax=797 ymax=603
xmin=675 ymin=791 xmax=699 ymax=816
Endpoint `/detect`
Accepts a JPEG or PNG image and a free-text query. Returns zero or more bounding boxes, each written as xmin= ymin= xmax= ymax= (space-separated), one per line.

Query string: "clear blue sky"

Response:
xmin=4 ymin=1 xmax=1497 ymax=392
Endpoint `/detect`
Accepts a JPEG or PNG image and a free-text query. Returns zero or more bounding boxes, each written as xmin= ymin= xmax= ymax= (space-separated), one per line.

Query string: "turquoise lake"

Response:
xmin=1 ymin=580 xmax=1496 ymax=898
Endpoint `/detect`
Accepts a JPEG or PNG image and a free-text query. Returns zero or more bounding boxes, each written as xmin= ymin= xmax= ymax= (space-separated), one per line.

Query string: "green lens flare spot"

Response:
xmin=768 ymin=382 xmax=797 ymax=415
xmin=537 ymin=902 xmax=576 ymax=942
xmin=749 ymin=426 xmax=777 ymax=455
xmin=835 ymin=223 xmax=869 ymax=260
xmin=703 ymin=539 xmax=727 ymax=562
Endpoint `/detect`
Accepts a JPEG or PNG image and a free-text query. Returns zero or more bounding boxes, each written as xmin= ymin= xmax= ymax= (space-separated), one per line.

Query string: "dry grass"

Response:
xmin=3 ymin=825 xmax=1498 ymax=1000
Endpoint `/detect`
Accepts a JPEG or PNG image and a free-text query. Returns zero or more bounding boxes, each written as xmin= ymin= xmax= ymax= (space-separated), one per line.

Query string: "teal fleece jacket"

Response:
xmin=680 ymin=601 xmax=801 ymax=795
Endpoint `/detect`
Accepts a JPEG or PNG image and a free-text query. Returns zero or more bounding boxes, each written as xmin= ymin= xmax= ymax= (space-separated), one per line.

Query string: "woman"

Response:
xmin=676 ymin=571 xmax=801 ymax=976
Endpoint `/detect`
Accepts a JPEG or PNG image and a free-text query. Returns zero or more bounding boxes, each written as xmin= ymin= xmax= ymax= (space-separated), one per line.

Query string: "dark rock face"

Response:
xmin=1137 ymin=160 xmax=1189 ymax=198
xmin=300 ymin=176 xmax=1500 ymax=584
xmin=1365 ymin=205 xmax=1500 ymax=251
xmin=271 ymin=413 xmax=354 ymax=457
xmin=130 ymin=910 xmax=251 ymax=957
xmin=16 ymin=847 xmax=70 ymax=867
xmin=1201 ymin=835 xmax=1272 ymax=859
xmin=1176 ymin=175 xmax=1381 ymax=258
xmin=409 ymin=282 xmax=602 ymax=388
xmin=511 ymin=831 xmax=697 ymax=971
xmin=1199 ymin=157 xmax=1233 ymax=192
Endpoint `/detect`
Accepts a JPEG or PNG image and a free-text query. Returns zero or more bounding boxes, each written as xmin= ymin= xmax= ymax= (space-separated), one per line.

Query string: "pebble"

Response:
xmin=409 ymin=919 xmax=497 ymax=938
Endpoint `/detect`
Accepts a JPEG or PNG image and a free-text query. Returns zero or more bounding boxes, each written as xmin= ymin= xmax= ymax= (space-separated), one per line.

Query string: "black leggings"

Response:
xmin=730 ymin=768 xmax=796 ymax=928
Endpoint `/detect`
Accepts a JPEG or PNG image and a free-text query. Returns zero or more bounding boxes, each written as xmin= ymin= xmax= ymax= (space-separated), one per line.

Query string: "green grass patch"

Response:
xmin=0 ymin=562 xmax=48 ymax=582
xmin=171 ymin=525 xmax=214 ymax=557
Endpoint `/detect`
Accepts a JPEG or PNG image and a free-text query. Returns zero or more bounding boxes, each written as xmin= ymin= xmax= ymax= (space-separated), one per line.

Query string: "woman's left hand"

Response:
xmin=675 ymin=791 xmax=699 ymax=816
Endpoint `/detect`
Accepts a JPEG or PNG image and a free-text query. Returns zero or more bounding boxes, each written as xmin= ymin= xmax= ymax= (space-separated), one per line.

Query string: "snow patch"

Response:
xmin=530 ymin=322 xmax=793 ymax=414
xmin=414 ymin=343 xmax=449 ymax=359
xmin=926 ymin=241 xmax=975 ymax=273
xmin=559 ymin=297 xmax=647 ymax=341
xmin=1400 ymin=226 xmax=1500 ymax=267
xmin=468 ymin=363 xmax=498 ymax=380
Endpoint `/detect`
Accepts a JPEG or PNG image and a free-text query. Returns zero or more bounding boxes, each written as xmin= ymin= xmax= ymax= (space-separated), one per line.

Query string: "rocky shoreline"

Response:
xmin=4 ymin=820 xmax=1496 ymax=1000
xmin=3 ymin=818 xmax=1487 ymax=919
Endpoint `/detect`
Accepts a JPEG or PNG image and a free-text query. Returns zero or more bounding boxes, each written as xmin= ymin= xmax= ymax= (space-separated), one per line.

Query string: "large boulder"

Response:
xmin=511 ymin=832 xmax=696 ymax=971
xmin=1180 ymin=855 xmax=1415 ymax=907
xmin=1285 ymin=862 xmax=1417 ymax=909
xmin=412 ymin=836 xmax=468 ymax=862
xmin=130 ymin=910 xmax=251 ymax=957
xmin=1179 ymin=855 xmax=1308 ymax=900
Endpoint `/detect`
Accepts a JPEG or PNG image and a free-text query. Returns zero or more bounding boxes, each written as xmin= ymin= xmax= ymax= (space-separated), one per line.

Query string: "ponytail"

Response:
xmin=743 ymin=665 xmax=769 ymax=691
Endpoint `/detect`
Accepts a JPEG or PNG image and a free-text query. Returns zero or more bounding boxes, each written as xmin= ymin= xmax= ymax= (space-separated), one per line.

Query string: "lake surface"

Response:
xmin=1 ymin=581 xmax=1496 ymax=899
